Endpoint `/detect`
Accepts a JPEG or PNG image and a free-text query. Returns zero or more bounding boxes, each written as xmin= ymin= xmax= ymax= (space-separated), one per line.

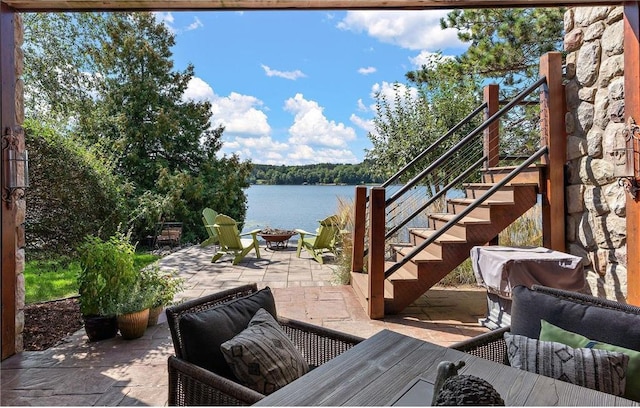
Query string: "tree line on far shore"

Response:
xmin=248 ymin=162 xmax=386 ymax=185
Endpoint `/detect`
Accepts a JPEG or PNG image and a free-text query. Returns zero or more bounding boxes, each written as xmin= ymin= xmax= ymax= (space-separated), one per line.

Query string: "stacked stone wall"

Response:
xmin=564 ymin=6 xmax=627 ymax=301
xmin=13 ymin=13 xmax=26 ymax=353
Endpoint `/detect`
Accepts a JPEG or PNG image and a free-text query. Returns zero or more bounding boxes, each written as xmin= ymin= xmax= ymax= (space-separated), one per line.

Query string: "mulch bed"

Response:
xmin=23 ymin=297 xmax=83 ymax=351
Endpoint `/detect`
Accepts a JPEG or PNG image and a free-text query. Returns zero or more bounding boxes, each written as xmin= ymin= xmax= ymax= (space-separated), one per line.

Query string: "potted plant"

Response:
xmin=112 ymin=278 xmax=155 ymax=339
xmin=140 ymin=263 xmax=185 ymax=326
xmin=77 ymin=232 xmax=137 ymax=342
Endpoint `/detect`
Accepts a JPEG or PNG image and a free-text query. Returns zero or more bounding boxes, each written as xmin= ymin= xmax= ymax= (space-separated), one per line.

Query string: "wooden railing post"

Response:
xmin=1 ymin=3 xmax=18 ymax=360
xmin=624 ymin=2 xmax=640 ymax=305
xmin=484 ymin=84 xmax=500 ymax=167
xmin=484 ymin=84 xmax=501 ymax=246
xmin=539 ymin=51 xmax=566 ymax=252
xmin=368 ymin=187 xmax=385 ymax=319
xmin=351 ymin=186 xmax=367 ymax=273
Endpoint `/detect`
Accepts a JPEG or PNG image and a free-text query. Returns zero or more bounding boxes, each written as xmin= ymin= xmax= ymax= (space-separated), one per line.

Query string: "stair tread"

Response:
xmin=385 ymin=261 xmax=418 ymax=281
xmin=429 ymin=213 xmax=491 ymax=224
xmin=395 ymin=246 xmax=442 ymax=262
xmin=448 ymin=197 xmax=514 ymax=206
xmin=484 ymin=164 xmax=545 ymax=171
xmin=464 ymin=182 xmax=538 ymax=187
xmin=409 ymin=228 xmax=467 ymax=243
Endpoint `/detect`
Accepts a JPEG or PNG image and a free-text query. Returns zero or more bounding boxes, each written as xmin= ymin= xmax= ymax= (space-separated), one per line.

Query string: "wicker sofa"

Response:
xmin=451 ymin=285 xmax=640 ymax=402
xmin=165 ymin=283 xmax=364 ymax=406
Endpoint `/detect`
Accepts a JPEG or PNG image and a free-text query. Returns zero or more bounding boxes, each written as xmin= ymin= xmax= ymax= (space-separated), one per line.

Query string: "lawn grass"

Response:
xmin=25 ymin=252 xmax=161 ymax=304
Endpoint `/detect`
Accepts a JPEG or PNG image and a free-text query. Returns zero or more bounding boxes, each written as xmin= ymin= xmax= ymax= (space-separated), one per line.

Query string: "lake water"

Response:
xmin=241 ymin=184 xmax=357 ymax=234
xmin=241 ymin=184 xmax=466 ymax=236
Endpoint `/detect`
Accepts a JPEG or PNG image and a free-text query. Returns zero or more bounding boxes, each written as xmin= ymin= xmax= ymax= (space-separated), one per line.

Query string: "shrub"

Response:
xmin=77 ymin=232 xmax=138 ymax=316
xmin=332 ymin=197 xmax=355 ymax=285
xmin=24 ymin=119 xmax=129 ymax=258
xmin=139 ymin=263 xmax=185 ymax=308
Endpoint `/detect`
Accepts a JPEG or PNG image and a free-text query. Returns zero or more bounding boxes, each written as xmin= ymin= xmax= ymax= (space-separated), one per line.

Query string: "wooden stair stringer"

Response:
xmin=350 ymin=261 xmax=413 ymax=311
xmin=384 ymin=184 xmax=538 ymax=314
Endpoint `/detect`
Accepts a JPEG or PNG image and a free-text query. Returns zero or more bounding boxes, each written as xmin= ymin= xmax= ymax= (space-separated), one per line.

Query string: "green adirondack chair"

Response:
xmin=200 ymin=208 xmax=219 ymax=248
xmin=295 ymin=215 xmax=341 ymax=264
xmin=211 ymin=214 xmax=261 ymax=265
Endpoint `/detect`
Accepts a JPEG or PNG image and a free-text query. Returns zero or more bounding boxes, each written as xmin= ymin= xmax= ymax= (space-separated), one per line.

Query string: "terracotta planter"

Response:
xmin=117 ymin=309 xmax=149 ymax=340
xmin=83 ymin=315 xmax=118 ymax=342
xmin=147 ymin=305 xmax=164 ymax=327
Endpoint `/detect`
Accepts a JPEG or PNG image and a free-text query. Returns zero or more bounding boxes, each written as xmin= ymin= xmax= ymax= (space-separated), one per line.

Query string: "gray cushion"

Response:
xmin=178 ymin=287 xmax=277 ymax=378
xmin=221 ymin=308 xmax=309 ymax=394
xmin=510 ymin=285 xmax=640 ymax=351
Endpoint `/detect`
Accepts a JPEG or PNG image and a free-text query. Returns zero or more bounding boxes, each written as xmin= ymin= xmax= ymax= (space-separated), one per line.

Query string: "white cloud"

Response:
xmin=154 ymin=12 xmax=176 ymax=34
xmin=358 ymin=66 xmax=377 ymax=75
xmin=211 ymin=92 xmax=270 ymax=136
xmin=410 ymin=50 xmax=455 ymax=69
xmin=262 ymin=64 xmax=306 ymax=80
xmin=284 ymin=93 xmax=356 ymax=148
xmin=184 ymin=77 xmax=270 ymax=137
xmin=350 ymin=113 xmax=375 ymax=134
xmin=371 ymin=81 xmax=419 ymax=105
xmin=153 ymin=12 xmax=203 ymax=34
xmin=288 ymin=145 xmax=358 ymax=165
xmin=183 ymin=78 xmax=361 ymax=165
xmin=186 ymin=17 xmax=204 ymax=31
xmin=357 ymin=99 xmax=368 ymax=112
xmin=234 ymin=135 xmax=288 ymax=150
xmin=183 ymin=77 xmax=214 ymax=102
xmin=337 ymin=10 xmax=464 ymax=51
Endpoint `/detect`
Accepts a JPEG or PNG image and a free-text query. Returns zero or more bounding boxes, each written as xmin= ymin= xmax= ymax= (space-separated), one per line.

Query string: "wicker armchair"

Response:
xmin=166 ymin=284 xmax=364 ymax=406
xmin=450 ymin=285 xmax=640 ymax=402
xmin=451 ymin=285 xmax=640 ymax=361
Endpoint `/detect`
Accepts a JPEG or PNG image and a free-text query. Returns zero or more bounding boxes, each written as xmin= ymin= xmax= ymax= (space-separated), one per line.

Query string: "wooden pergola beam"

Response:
xmin=0 ymin=0 xmax=623 ymax=12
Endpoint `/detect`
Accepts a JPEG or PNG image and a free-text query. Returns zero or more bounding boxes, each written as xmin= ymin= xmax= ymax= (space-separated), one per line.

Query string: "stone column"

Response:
xmin=14 ymin=13 xmax=25 ymax=352
xmin=564 ymin=6 xmax=628 ymax=301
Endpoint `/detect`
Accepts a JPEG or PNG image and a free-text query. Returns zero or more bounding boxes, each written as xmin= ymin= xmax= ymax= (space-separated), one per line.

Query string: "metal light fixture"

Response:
xmin=616 ymin=117 xmax=640 ymax=197
xmin=2 ymin=127 xmax=29 ymax=207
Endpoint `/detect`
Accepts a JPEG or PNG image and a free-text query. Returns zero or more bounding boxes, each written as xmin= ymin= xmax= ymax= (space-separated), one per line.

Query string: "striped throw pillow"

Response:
xmin=504 ymin=332 xmax=629 ymax=396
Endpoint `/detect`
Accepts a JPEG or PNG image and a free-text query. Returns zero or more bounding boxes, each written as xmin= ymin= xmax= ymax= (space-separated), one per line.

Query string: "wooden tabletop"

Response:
xmin=255 ymin=329 xmax=639 ymax=406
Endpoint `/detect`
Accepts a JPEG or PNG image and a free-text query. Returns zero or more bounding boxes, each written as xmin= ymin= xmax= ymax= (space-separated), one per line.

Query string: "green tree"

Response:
xmin=366 ymin=59 xmax=481 ymax=181
xmin=80 ymin=13 xmax=213 ymax=191
xmin=23 ymin=12 xmax=251 ymax=245
xmin=439 ymin=8 xmax=565 ymax=89
xmin=22 ymin=13 xmax=107 ymax=130
xmin=78 ymin=13 xmax=251 ymax=242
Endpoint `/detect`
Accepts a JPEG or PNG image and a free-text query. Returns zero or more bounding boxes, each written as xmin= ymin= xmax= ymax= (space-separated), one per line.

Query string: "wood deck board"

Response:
xmin=255 ymin=330 xmax=639 ymax=406
xmin=2 ymin=0 xmax=622 ymax=11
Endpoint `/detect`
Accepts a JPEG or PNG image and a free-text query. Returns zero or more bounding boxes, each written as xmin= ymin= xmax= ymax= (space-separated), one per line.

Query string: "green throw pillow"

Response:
xmin=540 ymin=319 xmax=640 ymax=402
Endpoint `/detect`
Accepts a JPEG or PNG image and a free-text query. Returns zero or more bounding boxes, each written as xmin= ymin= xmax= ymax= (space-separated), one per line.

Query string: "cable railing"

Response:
xmin=357 ymin=76 xmax=548 ymax=267
xmin=381 ymin=102 xmax=488 ymax=189
xmin=384 ymin=145 xmax=548 ymax=278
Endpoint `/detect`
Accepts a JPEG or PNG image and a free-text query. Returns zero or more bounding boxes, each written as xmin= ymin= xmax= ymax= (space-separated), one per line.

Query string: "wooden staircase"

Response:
xmin=350 ymin=166 xmax=542 ymax=315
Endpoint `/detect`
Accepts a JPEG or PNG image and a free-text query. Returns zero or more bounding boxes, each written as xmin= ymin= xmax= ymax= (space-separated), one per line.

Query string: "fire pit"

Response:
xmin=259 ymin=228 xmax=297 ymax=250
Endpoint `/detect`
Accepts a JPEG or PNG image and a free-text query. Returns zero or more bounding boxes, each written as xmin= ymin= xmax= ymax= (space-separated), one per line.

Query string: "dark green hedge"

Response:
xmin=24 ymin=120 xmax=129 ymax=258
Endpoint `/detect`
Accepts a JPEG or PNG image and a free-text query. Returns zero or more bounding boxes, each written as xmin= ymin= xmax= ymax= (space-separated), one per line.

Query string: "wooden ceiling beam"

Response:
xmin=0 ymin=0 xmax=622 ymax=12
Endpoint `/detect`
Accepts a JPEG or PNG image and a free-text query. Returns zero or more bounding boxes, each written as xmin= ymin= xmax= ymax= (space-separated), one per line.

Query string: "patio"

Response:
xmin=1 ymin=244 xmax=489 ymax=406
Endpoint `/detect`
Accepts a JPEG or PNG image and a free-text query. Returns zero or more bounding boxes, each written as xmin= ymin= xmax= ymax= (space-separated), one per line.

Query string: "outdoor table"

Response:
xmin=254 ymin=329 xmax=638 ymax=406
xmin=470 ymin=245 xmax=584 ymax=329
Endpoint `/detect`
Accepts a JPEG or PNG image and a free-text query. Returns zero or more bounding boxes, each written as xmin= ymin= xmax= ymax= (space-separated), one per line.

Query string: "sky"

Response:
xmin=155 ymin=10 xmax=469 ymax=165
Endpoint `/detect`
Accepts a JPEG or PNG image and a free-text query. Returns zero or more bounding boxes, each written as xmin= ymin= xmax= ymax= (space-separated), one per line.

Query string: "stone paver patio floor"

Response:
xmin=1 ymin=244 xmax=489 ymax=406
